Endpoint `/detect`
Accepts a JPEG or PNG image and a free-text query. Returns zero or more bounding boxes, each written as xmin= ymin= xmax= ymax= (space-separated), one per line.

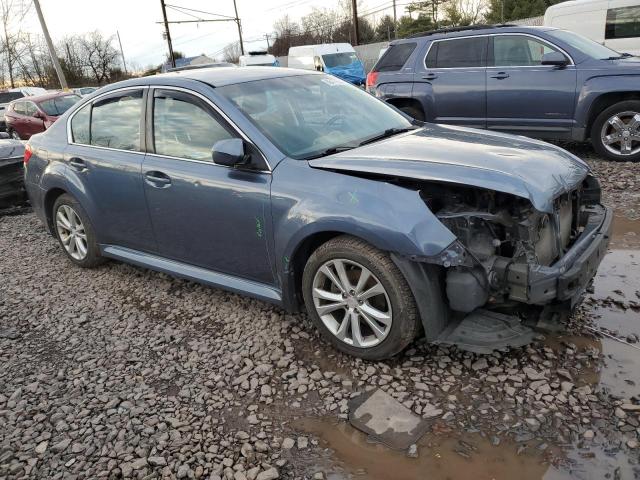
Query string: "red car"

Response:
xmin=4 ymin=92 xmax=81 ymax=140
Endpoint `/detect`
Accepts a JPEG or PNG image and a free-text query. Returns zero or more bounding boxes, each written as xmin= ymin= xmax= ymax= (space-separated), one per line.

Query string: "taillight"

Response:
xmin=24 ymin=144 xmax=32 ymax=165
xmin=366 ymin=71 xmax=379 ymax=93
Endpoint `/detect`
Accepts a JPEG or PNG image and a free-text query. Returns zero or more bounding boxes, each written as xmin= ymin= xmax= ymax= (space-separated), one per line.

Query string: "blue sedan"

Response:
xmin=24 ymin=67 xmax=611 ymax=359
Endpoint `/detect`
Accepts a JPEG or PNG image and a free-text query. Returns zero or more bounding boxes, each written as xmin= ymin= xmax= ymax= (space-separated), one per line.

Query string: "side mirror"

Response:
xmin=541 ymin=51 xmax=569 ymax=66
xmin=212 ymin=138 xmax=248 ymax=167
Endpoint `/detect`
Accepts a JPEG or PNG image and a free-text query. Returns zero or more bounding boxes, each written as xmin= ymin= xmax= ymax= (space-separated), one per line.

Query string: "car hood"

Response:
xmin=308 ymin=124 xmax=590 ymax=213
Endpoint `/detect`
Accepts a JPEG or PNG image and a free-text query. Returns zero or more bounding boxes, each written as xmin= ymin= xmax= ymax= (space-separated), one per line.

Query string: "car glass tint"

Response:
xmin=492 ymin=35 xmax=558 ymax=66
xmin=25 ymin=103 xmax=37 ymax=116
xmin=218 ymin=74 xmax=411 ymax=160
xmin=71 ymin=103 xmax=91 ymax=144
xmin=153 ymin=94 xmax=234 ymax=161
xmin=13 ymin=102 xmax=25 ymax=115
xmin=39 ymin=95 xmax=81 ymax=116
xmin=425 ymin=43 xmax=438 ymax=68
xmin=0 ymin=92 xmax=23 ymax=103
xmin=548 ymin=29 xmax=619 ymax=58
xmin=90 ymin=90 xmax=142 ymax=151
xmin=376 ymin=42 xmax=417 ymax=71
xmin=606 ymin=5 xmax=640 ymax=39
xmin=322 ymin=52 xmax=359 ymax=68
xmin=433 ymin=37 xmax=486 ymax=68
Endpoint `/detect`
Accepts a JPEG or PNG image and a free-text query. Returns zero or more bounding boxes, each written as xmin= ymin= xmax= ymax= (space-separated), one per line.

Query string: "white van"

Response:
xmin=288 ymin=43 xmax=366 ymax=85
xmin=239 ymin=52 xmax=278 ymax=67
xmin=544 ymin=0 xmax=640 ymax=55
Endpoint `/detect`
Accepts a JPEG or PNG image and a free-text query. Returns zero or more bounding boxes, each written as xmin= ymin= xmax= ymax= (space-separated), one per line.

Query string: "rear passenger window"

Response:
xmin=492 ymin=35 xmax=558 ymax=66
xmin=13 ymin=102 xmax=25 ymax=115
xmin=90 ymin=90 xmax=143 ymax=151
xmin=427 ymin=37 xmax=487 ymax=68
xmin=606 ymin=6 xmax=640 ymax=39
xmin=375 ymin=42 xmax=417 ymax=71
xmin=153 ymin=92 xmax=234 ymax=161
xmin=71 ymin=103 xmax=91 ymax=145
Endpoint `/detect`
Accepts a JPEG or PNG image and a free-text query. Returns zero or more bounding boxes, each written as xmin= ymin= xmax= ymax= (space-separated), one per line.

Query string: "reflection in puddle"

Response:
xmin=298 ymin=418 xmax=570 ymax=480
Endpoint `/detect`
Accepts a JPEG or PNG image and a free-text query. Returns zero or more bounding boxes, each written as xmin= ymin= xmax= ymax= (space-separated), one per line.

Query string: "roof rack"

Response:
xmin=407 ymin=24 xmax=516 ymax=38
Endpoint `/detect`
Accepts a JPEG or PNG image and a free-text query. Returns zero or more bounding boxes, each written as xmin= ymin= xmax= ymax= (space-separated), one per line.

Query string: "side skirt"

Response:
xmin=100 ymin=244 xmax=283 ymax=306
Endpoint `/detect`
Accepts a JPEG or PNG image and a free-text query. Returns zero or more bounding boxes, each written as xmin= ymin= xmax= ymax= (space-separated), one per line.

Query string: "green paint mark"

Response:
xmin=255 ymin=216 xmax=263 ymax=238
xmin=348 ymin=191 xmax=359 ymax=205
xmin=283 ymin=256 xmax=290 ymax=264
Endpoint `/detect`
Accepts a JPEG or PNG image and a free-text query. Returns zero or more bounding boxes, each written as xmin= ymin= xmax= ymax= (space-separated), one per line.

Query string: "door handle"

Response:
xmin=422 ymin=73 xmax=438 ymax=80
xmin=69 ymin=157 xmax=87 ymax=171
xmin=144 ymin=171 xmax=172 ymax=188
xmin=490 ymin=72 xmax=510 ymax=80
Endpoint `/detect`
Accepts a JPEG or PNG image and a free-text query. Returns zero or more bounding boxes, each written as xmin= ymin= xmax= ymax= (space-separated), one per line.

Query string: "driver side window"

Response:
xmin=492 ymin=35 xmax=559 ymax=67
xmin=153 ymin=91 xmax=234 ymax=162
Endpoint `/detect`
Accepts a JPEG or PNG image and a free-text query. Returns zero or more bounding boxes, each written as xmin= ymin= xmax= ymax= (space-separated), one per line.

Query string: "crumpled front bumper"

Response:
xmin=497 ymin=204 xmax=613 ymax=307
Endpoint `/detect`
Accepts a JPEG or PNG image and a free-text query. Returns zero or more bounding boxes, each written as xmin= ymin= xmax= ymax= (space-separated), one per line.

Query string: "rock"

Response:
xmin=621 ymin=404 xmax=640 ymax=412
xmin=297 ymin=437 xmax=308 ymax=449
xmin=407 ymin=444 xmax=419 ymax=458
xmin=471 ymin=358 xmax=488 ymax=371
xmin=148 ymin=456 xmax=167 ymax=466
xmin=525 ymin=418 xmax=541 ymax=432
xmin=51 ymin=438 xmax=71 ymax=453
xmin=178 ymin=464 xmax=192 ymax=479
xmin=282 ymin=438 xmax=295 ymax=449
xmin=583 ymin=430 xmax=595 ymax=440
xmin=627 ymin=439 xmax=638 ymax=449
xmin=615 ymin=407 xmax=627 ymax=419
xmin=256 ymin=468 xmax=279 ymax=480
xmin=34 ymin=441 xmax=48 ymax=454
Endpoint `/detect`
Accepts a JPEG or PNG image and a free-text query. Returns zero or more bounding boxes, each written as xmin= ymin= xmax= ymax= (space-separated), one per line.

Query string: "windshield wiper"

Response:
xmin=302 ymin=145 xmax=357 ymax=160
xmin=603 ymin=53 xmax=634 ymax=60
xmin=358 ymin=127 xmax=417 ymax=147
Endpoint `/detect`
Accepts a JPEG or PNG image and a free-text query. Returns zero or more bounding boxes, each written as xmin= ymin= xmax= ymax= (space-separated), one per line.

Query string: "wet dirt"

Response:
xmin=296 ymin=213 xmax=640 ymax=480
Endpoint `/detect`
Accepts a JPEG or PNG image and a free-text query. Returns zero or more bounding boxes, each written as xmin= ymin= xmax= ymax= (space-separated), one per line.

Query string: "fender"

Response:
xmin=270 ymin=158 xmax=456 ymax=309
xmin=575 ymin=74 xmax=640 ymax=132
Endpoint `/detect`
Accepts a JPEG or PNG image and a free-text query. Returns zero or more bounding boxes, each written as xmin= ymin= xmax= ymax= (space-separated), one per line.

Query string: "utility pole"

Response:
xmin=351 ymin=0 xmax=359 ymax=46
xmin=160 ymin=0 xmax=175 ymax=68
xmin=33 ymin=0 xmax=67 ymax=89
xmin=264 ymin=33 xmax=270 ymax=51
xmin=233 ymin=0 xmax=244 ymax=55
xmin=117 ymin=30 xmax=128 ymax=75
xmin=392 ymin=0 xmax=397 ymax=38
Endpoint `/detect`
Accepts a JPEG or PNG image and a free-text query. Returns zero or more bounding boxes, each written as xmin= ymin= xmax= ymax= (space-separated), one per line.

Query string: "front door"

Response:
xmin=414 ymin=36 xmax=488 ymax=128
xmin=142 ymin=88 xmax=274 ymax=285
xmin=64 ymin=88 xmax=156 ymax=252
xmin=486 ymin=34 xmax=578 ymax=137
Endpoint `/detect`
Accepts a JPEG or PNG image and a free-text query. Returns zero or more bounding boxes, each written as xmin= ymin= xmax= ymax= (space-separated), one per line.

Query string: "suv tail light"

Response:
xmin=366 ymin=71 xmax=378 ymax=93
xmin=24 ymin=144 xmax=32 ymax=165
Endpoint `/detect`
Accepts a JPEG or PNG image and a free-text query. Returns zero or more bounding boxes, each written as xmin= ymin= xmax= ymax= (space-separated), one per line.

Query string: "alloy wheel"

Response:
xmin=56 ymin=205 xmax=88 ymax=260
xmin=311 ymin=259 xmax=392 ymax=348
xmin=600 ymin=111 xmax=640 ymax=157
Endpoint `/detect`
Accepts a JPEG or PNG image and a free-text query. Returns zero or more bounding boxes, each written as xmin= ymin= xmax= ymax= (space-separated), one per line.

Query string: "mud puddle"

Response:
xmin=295 ymin=213 xmax=640 ymax=480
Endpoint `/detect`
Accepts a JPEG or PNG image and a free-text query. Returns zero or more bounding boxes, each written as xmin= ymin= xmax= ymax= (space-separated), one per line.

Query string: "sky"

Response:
xmin=19 ymin=0 xmax=399 ymax=70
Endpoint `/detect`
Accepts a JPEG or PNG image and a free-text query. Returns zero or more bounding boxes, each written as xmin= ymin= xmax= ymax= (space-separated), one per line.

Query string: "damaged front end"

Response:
xmin=404 ymin=175 xmax=612 ymax=352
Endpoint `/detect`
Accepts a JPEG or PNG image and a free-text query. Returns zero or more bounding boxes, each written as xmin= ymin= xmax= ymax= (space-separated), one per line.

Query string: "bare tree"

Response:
xmin=0 ymin=0 xmax=31 ymax=87
xmin=79 ymin=31 xmax=120 ymax=84
xmin=222 ymin=42 xmax=241 ymax=64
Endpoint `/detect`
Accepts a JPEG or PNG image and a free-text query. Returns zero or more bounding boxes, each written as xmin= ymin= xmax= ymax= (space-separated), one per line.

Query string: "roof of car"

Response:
xmin=10 ymin=91 xmax=80 ymax=104
xmin=393 ymin=24 xmax=556 ymax=43
xmin=156 ymin=66 xmax=316 ymax=87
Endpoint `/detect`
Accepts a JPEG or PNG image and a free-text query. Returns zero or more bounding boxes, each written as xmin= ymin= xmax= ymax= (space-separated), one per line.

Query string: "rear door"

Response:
xmin=65 ymin=88 xmax=156 ymax=252
xmin=24 ymin=102 xmax=45 ymax=138
xmin=414 ymin=36 xmax=488 ymax=128
xmin=486 ymin=34 xmax=577 ymax=136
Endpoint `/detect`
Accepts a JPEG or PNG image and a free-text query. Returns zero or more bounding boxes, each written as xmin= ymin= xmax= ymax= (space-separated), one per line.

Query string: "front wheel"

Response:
xmin=591 ymin=100 xmax=640 ymax=162
xmin=302 ymin=236 xmax=420 ymax=360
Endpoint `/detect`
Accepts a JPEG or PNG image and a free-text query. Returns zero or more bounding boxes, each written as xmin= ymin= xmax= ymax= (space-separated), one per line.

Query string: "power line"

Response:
xmin=164 ymin=4 xmax=235 ymax=19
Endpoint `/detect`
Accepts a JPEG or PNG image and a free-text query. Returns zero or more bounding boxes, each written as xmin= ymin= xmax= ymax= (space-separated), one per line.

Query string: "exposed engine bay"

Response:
xmin=419 ymin=175 xmax=604 ymax=313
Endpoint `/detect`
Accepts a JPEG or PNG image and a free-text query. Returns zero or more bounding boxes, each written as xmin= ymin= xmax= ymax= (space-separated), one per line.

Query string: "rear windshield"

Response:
xmin=374 ymin=42 xmax=416 ymax=71
xmin=322 ymin=52 xmax=359 ymax=68
xmin=0 ymin=92 xmax=24 ymax=103
xmin=39 ymin=94 xmax=81 ymax=116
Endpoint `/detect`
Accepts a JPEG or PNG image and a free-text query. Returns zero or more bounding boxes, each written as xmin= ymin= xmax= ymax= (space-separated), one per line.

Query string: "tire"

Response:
xmin=399 ymin=105 xmax=425 ymax=122
xmin=302 ymin=235 xmax=420 ymax=360
xmin=52 ymin=193 xmax=104 ymax=268
xmin=591 ymin=100 xmax=640 ymax=162
xmin=7 ymin=128 xmax=21 ymax=140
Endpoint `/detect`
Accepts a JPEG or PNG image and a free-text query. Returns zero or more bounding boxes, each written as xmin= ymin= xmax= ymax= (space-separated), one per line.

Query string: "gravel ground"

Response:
xmin=1 ymin=154 xmax=639 ymax=479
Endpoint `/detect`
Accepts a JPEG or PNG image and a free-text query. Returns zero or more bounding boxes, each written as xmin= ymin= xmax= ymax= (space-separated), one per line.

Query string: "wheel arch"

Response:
xmin=585 ymin=91 xmax=640 ymax=139
xmin=386 ymin=97 xmax=425 ymax=120
xmin=44 ymin=187 xmax=68 ymax=235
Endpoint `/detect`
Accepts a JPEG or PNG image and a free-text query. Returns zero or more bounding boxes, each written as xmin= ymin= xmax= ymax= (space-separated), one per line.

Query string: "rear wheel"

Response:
xmin=53 ymin=194 xmax=104 ymax=268
xmin=7 ymin=128 xmax=20 ymax=140
xmin=591 ymin=100 xmax=640 ymax=162
xmin=302 ymin=235 xmax=420 ymax=360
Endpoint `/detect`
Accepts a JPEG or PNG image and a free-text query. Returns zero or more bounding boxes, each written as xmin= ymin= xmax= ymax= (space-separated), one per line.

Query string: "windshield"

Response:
xmin=39 ymin=94 xmax=81 ymax=116
xmin=217 ymin=74 xmax=412 ymax=159
xmin=548 ymin=29 xmax=621 ymax=59
xmin=322 ymin=52 xmax=360 ymax=68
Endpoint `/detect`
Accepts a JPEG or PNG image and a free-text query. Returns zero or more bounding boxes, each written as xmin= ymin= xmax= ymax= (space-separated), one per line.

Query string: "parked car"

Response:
xmin=0 ymin=137 xmax=25 ymax=208
xmin=544 ymin=0 xmax=640 ymax=56
xmin=288 ymin=43 xmax=366 ymax=85
xmin=5 ymin=92 xmax=81 ymax=140
xmin=367 ymin=24 xmax=640 ymax=161
xmin=239 ymin=52 xmax=278 ymax=67
xmin=73 ymin=87 xmax=98 ymax=97
xmin=0 ymin=87 xmax=48 ymax=132
xmin=24 ymin=67 xmax=611 ymax=359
